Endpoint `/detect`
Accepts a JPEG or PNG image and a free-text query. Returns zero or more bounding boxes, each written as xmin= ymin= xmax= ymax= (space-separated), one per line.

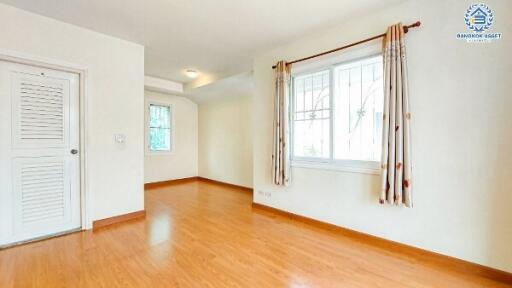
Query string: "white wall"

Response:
xmin=199 ymin=95 xmax=253 ymax=188
xmin=253 ymin=0 xmax=512 ymax=272
xmin=144 ymin=90 xmax=198 ymax=183
xmin=0 ymin=3 xmax=145 ymax=222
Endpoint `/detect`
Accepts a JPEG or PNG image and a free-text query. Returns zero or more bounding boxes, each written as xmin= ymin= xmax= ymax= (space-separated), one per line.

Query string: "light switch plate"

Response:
xmin=114 ymin=134 xmax=126 ymax=144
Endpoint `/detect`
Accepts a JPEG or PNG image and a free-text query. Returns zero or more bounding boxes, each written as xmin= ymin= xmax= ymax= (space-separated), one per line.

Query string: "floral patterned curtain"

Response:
xmin=272 ymin=61 xmax=291 ymax=186
xmin=380 ymin=23 xmax=413 ymax=207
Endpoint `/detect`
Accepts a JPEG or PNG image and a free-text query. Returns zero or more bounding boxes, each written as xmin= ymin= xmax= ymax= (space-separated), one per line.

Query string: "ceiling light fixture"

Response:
xmin=185 ymin=69 xmax=198 ymax=79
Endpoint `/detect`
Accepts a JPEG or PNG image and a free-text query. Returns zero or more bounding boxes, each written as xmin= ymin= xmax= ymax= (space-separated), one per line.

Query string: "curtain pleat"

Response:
xmin=380 ymin=23 xmax=413 ymax=207
xmin=272 ymin=61 xmax=291 ymax=186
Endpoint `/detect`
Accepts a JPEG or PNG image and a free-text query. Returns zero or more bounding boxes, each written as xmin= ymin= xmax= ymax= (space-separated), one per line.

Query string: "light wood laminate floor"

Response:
xmin=0 ymin=180 xmax=510 ymax=287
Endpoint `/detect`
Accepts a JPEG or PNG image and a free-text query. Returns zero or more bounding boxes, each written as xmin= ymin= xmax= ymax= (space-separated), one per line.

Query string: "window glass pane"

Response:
xmin=294 ymin=118 xmax=330 ymax=158
xmin=293 ymin=70 xmax=330 ymax=158
xmin=149 ymin=104 xmax=171 ymax=129
xmin=149 ymin=104 xmax=171 ymax=151
xmin=149 ymin=127 xmax=171 ymax=151
xmin=334 ymin=55 xmax=383 ymax=161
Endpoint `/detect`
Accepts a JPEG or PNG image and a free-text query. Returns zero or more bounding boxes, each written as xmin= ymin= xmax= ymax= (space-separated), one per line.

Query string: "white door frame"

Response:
xmin=0 ymin=49 xmax=92 ymax=230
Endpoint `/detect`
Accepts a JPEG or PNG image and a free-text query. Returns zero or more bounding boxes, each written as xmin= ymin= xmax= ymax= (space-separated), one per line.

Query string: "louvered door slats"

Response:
xmin=15 ymin=160 xmax=67 ymax=226
xmin=13 ymin=77 xmax=67 ymax=146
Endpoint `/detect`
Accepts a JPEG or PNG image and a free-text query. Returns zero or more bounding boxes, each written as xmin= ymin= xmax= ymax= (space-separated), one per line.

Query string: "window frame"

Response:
xmin=146 ymin=101 xmax=174 ymax=155
xmin=290 ymin=53 xmax=382 ymax=175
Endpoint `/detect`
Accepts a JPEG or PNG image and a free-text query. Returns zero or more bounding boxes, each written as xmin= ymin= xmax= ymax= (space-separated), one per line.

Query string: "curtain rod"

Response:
xmin=271 ymin=21 xmax=421 ymax=69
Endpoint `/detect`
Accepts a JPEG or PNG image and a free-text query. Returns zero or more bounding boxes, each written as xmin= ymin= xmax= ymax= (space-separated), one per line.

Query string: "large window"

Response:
xmin=292 ymin=55 xmax=383 ymax=171
xmin=148 ymin=103 xmax=172 ymax=152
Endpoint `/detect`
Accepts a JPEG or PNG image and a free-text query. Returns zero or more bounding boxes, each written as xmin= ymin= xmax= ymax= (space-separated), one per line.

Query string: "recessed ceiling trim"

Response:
xmin=144 ymin=75 xmax=183 ymax=94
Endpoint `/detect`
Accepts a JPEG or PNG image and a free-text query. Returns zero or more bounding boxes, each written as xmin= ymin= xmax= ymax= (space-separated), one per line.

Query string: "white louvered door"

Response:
xmin=0 ymin=61 xmax=80 ymax=246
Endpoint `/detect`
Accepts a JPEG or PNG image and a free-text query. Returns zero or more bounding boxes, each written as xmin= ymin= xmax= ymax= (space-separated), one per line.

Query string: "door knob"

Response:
xmin=70 ymin=149 xmax=78 ymax=155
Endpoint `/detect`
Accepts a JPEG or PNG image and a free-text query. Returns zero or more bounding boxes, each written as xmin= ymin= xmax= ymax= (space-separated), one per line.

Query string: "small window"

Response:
xmin=291 ymin=55 xmax=383 ymax=172
xmin=148 ymin=103 xmax=172 ymax=152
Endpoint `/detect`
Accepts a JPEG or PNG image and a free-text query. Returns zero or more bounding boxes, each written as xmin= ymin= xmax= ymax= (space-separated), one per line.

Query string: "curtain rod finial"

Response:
xmin=404 ymin=21 xmax=421 ymax=33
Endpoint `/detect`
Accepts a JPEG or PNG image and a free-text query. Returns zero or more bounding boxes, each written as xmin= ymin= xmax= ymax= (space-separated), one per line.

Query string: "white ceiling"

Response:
xmin=0 ymin=0 xmax=406 ymax=85
xmin=186 ymin=72 xmax=254 ymax=103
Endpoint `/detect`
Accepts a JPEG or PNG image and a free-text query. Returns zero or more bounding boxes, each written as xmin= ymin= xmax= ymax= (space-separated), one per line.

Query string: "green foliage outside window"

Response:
xmin=149 ymin=104 xmax=171 ymax=151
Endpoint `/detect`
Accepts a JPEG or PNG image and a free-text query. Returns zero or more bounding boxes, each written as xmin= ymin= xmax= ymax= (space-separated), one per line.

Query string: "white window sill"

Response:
xmin=146 ymin=150 xmax=174 ymax=156
xmin=291 ymin=159 xmax=380 ymax=175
